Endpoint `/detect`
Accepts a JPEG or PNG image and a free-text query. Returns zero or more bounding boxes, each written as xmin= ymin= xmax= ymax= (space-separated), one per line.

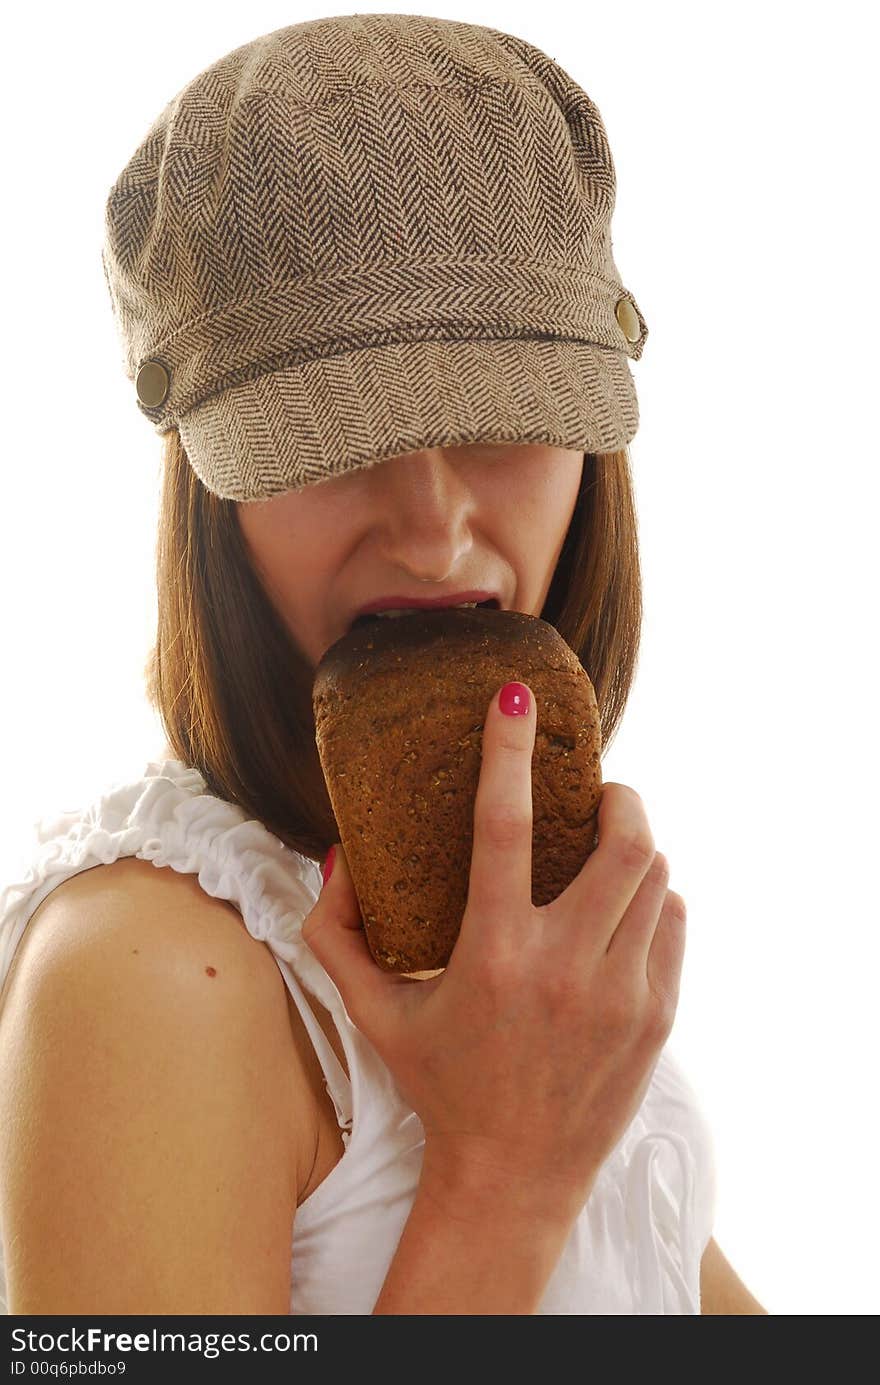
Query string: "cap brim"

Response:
xmin=176 ymin=335 xmax=639 ymax=502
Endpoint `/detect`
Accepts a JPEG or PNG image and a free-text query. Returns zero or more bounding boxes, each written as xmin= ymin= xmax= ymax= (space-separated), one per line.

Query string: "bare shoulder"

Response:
xmin=0 ymin=854 xmax=317 ymax=1313
xmin=0 ymin=854 xmax=313 ymax=1147
xmin=6 ymin=854 xmax=279 ymax=990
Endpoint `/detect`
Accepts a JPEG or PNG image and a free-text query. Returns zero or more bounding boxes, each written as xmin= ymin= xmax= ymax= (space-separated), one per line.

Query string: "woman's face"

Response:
xmin=236 ymin=442 xmax=585 ymax=667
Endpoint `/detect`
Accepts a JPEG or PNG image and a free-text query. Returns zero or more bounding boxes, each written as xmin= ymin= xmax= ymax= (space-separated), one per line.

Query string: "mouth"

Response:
xmin=348 ymin=597 xmax=501 ymax=633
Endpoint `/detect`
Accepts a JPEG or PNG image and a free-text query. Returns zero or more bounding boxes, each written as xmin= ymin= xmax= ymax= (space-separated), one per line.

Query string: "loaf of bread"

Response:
xmin=312 ymin=607 xmax=603 ymax=973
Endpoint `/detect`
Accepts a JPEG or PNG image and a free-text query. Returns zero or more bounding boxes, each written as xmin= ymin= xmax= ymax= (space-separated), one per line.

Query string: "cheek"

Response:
xmin=236 ymin=508 xmax=311 ymax=618
xmin=542 ymin=463 xmax=583 ymax=532
xmin=506 ymin=470 xmax=579 ymax=536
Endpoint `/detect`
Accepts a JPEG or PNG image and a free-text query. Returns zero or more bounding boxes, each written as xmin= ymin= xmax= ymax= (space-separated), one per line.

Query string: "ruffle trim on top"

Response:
xmin=0 ymin=758 xmax=344 ymax=1025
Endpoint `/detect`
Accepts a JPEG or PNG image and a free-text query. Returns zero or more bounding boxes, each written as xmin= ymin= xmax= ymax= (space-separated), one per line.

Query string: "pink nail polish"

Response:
xmin=499 ymin=682 xmax=531 ymax=716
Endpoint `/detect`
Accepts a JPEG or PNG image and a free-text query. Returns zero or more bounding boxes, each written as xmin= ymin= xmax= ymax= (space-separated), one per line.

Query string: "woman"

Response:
xmin=0 ymin=13 xmax=765 ymax=1314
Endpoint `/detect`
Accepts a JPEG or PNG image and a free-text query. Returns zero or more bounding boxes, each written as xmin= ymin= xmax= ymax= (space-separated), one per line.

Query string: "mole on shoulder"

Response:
xmin=205 ymin=965 xmax=217 ymax=977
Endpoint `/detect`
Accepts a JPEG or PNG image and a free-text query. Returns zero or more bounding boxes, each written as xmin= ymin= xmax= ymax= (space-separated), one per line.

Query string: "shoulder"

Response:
xmin=4 ymin=854 xmax=284 ymax=1006
xmin=0 ymin=856 xmax=318 ymax=1311
xmin=0 ymin=853 xmax=320 ymax=1307
xmin=1 ymin=854 xmax=309 ymax=1129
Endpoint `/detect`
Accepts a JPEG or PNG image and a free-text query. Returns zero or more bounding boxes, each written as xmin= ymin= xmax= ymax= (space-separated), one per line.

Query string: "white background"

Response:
xmin=2 ymin=1 xmax=878 ymax=1315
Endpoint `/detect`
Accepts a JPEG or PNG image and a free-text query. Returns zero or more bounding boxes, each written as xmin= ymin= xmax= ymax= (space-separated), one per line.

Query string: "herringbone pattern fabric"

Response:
xmin=101 ymin=13 xmax=649 ymax=501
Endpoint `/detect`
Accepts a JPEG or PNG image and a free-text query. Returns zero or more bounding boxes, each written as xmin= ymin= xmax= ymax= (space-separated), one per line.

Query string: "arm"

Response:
xmin=373 ymin=1158 xmax=581 ymax=1314
xmin=0 ymin=857 xmax=313 ymax=1314
xmin=700 ymin=1236 xmax=769 ymax=1314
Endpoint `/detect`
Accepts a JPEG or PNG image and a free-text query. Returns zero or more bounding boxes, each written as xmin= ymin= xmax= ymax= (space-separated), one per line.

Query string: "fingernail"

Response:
xmin=322 ymin=845 xmax=336 ymax=885
xmin=500 ymin=681 xmax=531 ymax=716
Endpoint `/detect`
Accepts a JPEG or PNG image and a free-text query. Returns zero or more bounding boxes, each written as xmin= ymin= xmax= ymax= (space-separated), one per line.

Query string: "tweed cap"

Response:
xmin=101 ymin=13 xmax=649 ymax=503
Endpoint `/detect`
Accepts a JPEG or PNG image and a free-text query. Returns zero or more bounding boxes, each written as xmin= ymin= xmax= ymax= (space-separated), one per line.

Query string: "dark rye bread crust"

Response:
xmin=312 ymin=607 xmax=603 ymax=973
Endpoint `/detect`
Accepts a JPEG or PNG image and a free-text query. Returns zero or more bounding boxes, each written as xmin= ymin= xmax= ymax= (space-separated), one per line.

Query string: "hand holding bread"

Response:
xmin=302 ymin=678 xmax=687 ymax=1231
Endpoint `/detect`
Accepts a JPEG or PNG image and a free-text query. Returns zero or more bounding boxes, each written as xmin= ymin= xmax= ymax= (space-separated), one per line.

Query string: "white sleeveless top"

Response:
xmin=0 ymin=757 xmax=716 ymax=1315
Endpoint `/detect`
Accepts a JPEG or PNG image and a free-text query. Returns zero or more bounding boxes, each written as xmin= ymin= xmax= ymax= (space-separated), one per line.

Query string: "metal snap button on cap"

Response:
xmin=615 ymin=297 xmax=641 ymax=343
xmin=135 ymin=360 xmax=170 ymax=408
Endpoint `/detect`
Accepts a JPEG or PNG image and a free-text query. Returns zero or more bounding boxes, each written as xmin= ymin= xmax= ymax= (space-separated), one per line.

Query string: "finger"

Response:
xmin=646 ymin=891 xmax=687 ymax=1012
xmin=550 ymin=783 xmax=656 ymax=955
xmin=605 ymin=850 xmax=670 ymax=963
xmin=462 ymin=681 xmax=538 ymax=937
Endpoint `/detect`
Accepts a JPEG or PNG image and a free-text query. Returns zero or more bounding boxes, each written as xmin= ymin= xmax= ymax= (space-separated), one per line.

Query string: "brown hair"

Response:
xmin=144 ymin=430 xmax=642 ymax=864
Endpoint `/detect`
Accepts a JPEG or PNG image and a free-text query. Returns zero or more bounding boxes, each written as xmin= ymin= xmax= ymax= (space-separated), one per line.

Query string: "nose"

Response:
xmin=370 ymin=449 xmax=475 ymax=581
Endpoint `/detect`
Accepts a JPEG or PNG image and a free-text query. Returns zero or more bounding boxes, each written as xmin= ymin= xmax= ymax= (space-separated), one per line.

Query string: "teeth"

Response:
xmin=375 ymin=602 xmax=478 ymax=617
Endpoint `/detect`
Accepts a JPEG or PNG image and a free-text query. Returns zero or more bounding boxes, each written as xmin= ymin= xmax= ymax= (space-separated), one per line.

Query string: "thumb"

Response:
xmin=301 ymin=842 xmax=399 ymax=1034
